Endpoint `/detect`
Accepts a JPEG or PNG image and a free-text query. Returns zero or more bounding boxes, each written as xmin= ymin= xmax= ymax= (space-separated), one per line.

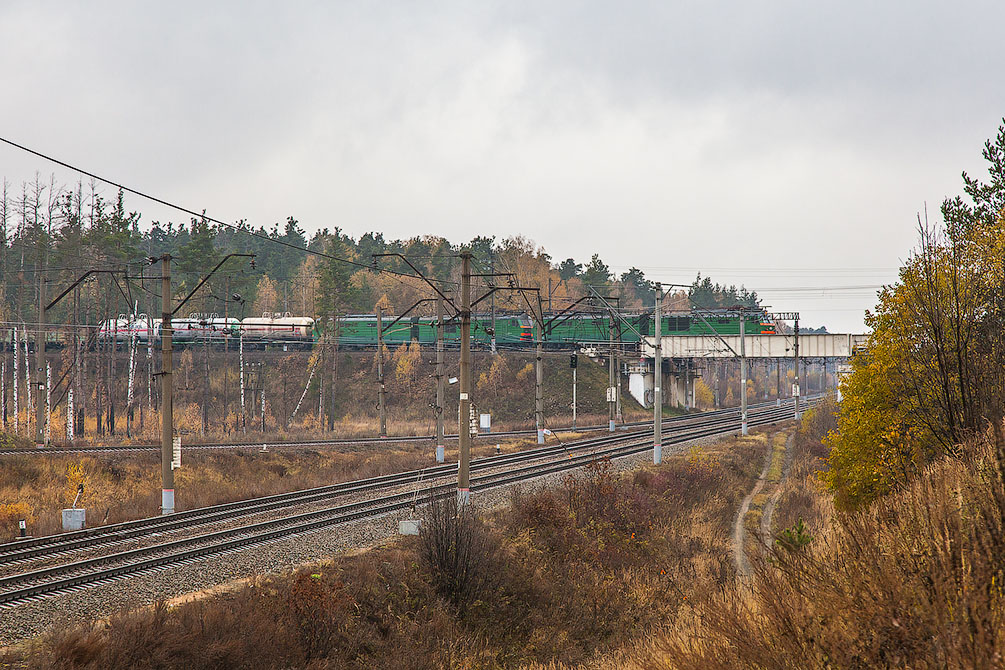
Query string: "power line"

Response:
xmin=0 ymin=136 xmax=458 ymax=290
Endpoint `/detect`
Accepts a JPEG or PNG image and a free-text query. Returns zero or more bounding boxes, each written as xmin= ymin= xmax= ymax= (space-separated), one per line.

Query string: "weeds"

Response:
xmin=632 ymin=413 xmax=1005 ymax=670
xmin=3 ymin=431 xmax=774 ymax=668
xmin=420 ymin=496 xmax=503 ymax=612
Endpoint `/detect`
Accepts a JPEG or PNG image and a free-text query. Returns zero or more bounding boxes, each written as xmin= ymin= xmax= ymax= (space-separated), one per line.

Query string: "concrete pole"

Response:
xmin=35 ymin=277 xmax=45 ymax=448
xmin=794 ymin=319 xmax=801 ymax=420
xmin=490 ymin=253 xmax=497 ymax=355
xmin=654 ymin=283 xmax=662 ymax=465
xmin=776 ymin=357 xmax=781 ymax=406
xmin=615 ymin=327 xmax=623 ymax=422
xmin=435 ymin=295 xmax=445 ymax=463
xmin=740 ymin=312 xmax=748 ymax=436
xmin=160 ymin=255 xmax=175 ymax=514
xmin=535 ymin=294 xmax=544 ymax=445
xmin=458 ymin=253 xmax=472 ymax=506
xmin=572 ymin=364 xmax=577 ymax=430
xmin=608 ymin=315 xmax=616 ymax=432
xmin=376 ymin=305 xmax=387 ymax=437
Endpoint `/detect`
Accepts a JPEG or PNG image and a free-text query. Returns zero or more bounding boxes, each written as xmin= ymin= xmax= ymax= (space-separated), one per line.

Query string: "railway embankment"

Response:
xmin=0 ymin=415 xmax=782 ymax=665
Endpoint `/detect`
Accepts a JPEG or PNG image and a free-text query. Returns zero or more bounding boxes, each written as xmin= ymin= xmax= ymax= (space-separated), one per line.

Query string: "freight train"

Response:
xmin=91 ymin=309 xmax=776 ymax=350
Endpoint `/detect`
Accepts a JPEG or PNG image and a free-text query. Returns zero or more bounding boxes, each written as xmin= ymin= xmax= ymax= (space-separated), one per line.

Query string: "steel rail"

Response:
xmin=0 ymin=400 xmax=798 ymax=560
xmin=0 ymin=401 xmax=790 ymax=456
xmin=0 ymin=402 xmax=811 ymax=608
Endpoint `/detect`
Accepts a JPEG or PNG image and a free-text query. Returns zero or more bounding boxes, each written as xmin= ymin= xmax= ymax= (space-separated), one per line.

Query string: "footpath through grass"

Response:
xmin=624 ymin=399 xmax=1005 ymax=669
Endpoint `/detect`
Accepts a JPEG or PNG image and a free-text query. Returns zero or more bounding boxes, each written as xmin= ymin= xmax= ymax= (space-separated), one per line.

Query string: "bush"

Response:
xmin=0 ymin=501 xmax=33 ymax=538
xmin=420 ymin=496 xmax=503 ymax=612
xmin=638 ymin=429 xmax=1005 ymax=669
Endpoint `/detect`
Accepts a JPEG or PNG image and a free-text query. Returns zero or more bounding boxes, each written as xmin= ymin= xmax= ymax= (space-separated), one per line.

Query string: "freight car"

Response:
xmin=85 ymin=309 xmax=776 ymax=350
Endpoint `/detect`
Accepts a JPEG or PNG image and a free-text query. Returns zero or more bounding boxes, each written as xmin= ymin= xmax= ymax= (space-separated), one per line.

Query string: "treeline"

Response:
xmin=0 ymin=177 xmax=758 ymax=329
xmin=825 ymin=120 xmax=1005 ymax=508
xmin=641 ymin=122 xmax=1005 ymax=669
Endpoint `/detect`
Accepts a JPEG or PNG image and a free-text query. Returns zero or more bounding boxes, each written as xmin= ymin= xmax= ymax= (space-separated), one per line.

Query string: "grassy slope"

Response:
xmin=628 ymin=403 xmax=1005 ymax=669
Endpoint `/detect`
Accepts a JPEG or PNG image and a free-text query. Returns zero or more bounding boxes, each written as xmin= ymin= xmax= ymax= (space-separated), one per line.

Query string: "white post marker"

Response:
xmin=171 ymin=435 xmax=182 ymax=470
xmin=45 ymin=363 xmax=51 ymax=444
xmin=67 ymin=387 xmax=74 ymax=442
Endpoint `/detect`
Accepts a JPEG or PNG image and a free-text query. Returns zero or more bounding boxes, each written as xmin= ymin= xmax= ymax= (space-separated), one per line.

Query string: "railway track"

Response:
xmin=0 ymin=399 xmax=815 ymax=609
xmin=0 ymin=400 xmax=806 ymax=456
xmin=0 ymin=407 xmax=762 ymax=567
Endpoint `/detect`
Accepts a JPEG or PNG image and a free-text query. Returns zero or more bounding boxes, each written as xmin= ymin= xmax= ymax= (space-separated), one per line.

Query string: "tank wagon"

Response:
xmin=80 ymin=309 xmax=775 ymax=350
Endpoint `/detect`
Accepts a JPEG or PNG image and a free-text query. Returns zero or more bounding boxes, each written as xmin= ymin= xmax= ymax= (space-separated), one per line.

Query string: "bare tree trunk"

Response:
xmin=330 ymin=315 xmax=339 ymax=431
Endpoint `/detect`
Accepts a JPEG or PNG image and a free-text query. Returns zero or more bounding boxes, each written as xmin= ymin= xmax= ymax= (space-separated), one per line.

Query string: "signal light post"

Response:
xmin=160 ymin=255 xmax=174 ymax=514
xmin=608 ymin=317 xmax=616 ymax=432
xmin=794 ymin=318 xmax=801 ymax=420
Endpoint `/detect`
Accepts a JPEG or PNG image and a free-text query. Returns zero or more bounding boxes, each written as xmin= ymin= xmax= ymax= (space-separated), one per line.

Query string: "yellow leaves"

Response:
xmin=694 ymin=379 xmax=715 ymax=409
xmin=252 ymin=275 xmax=280 ymax=315
xmin=392 ymin=341 xmax=422 ymax=392
xmin=0 ymin=501 xmax=33 ymax=536
xmin=66 ymin=461 xmax=86 ymax=491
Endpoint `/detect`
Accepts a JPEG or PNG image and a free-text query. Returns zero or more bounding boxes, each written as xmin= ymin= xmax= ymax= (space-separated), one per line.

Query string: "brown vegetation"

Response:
xmin=0 ymin=434 xmax=555 ymax=539
xmin=3 ymin=431 xmax=774 ymax=668
xmin=1 ymin=348 xmax=649 ymax=447
xmin=629 ymin=407 xmax=1005 ymax=669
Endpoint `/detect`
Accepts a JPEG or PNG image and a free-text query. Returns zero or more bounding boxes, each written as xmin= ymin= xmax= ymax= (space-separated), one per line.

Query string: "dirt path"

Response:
xmin=732 ymin=435 xmax=775 ymax=578
xmin=760 ymin=433 xmax=795 ymax=546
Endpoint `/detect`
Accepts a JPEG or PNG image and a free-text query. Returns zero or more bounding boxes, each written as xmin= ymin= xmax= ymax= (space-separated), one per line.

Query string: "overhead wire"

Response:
xmin=0 ymin=136 xmax=460 ymax=292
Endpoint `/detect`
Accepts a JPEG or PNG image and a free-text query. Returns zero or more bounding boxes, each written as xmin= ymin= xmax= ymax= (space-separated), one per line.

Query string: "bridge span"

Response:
xmin=626 ymin=333 xmax=867 ymax=410
xmin=640 ymin=333 xmax=867 ymax=359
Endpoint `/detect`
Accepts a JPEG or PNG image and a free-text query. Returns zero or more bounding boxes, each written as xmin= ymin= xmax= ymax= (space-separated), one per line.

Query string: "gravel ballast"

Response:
xmin=0 ymin=430 xmax=734 ymax=646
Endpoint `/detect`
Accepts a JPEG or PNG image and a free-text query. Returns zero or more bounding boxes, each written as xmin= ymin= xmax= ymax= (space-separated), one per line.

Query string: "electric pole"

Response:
xmin=535 ymin=293 xmax=544 ymax=445
xmin=615 ymin=324 xmax=622 ymax=422
xmin=458 ymin=253 xmax=472 ymax=506
xmin=740 ymin=310 xmax=748 ymax=436
xmin=571 ymin=353 xmax=577 ymax=429
xmin=608 ymin=314 xmax=616 ymax=432
xmin=793 ymin=318 xmax=800 ymax=420
xmin=160 ymin=255 xmax=174 ymax=514
xmin=376 ymin=305 xmax=387 ymax=437
xmin=35 ymin=276 xmax=45 ymax=448
xmin=654 ymin=283 xmax=662 ymax=465
xmin=490 ymin=252 xmax=497 ymax=355
xmin=776 ymin=357 xmax=781 ymax=406
xmin=435 ymin=294 xmax=445 ymax=463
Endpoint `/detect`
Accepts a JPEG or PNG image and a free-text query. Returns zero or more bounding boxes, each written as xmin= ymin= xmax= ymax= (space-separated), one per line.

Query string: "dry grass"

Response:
xmin=5 ymin=349 xmax=653 ymax=448
xmin=2 ymin=430 xmax=773 ymax=668
xmin=0 ymin=436 xmax=540 ymax=538
xmin=624 ymin=404 xmax=1005 ymax=670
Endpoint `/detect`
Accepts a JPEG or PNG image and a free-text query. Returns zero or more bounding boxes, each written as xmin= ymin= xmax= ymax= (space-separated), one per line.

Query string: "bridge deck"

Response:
xmin=640 ymin=333 xmax=867 ymax=359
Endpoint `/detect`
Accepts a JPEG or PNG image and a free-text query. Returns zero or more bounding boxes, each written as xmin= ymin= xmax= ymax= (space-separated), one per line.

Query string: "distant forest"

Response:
xmin=0 ymin=176 xmax=762 ymax=327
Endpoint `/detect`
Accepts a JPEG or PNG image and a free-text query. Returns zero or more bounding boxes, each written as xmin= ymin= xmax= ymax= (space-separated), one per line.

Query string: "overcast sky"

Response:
xmin=3 ymin=1 xmax=1004 ymax=332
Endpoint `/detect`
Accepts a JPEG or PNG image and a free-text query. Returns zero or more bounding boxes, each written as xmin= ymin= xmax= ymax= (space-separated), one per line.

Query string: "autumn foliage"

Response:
xmin=825 ymin=121 xmax=1005 ymax=509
